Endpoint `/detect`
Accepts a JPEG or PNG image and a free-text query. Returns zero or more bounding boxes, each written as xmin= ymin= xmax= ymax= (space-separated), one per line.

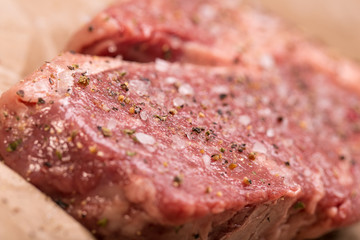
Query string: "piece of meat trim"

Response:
xmin=0 ymin=52 xmax=360 ymax=240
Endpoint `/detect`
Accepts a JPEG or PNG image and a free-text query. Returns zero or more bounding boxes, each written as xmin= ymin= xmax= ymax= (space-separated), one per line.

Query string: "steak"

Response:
xmin=0 ymin=51 xmax=360 ymax=239
xmin=2 ymin=0 xmax=360 ymax=239
xmin=67 ymin=0 xmax=295 ymax=66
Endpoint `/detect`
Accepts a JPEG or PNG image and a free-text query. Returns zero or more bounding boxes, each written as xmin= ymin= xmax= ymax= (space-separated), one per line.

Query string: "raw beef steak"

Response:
xmin=0 ymin=52 xmax=360 ymax=239
xmin=67 ymin=0 xmax=297 ymax=66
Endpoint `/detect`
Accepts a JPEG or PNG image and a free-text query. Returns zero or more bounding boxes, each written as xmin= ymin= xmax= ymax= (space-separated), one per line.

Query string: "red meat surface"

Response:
xmin=0 ymin=52 xmax=360 ymax=239
xmin=2 ymin=0 xmax=360 ymax=239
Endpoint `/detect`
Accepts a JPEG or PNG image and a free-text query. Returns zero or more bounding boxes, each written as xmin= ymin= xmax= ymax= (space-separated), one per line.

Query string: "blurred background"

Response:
xmin=256 ymin=0 xmax=360 ymax=61
xmin=0 ymin=0 xmax=360 ymax=238
xmin=1 ymin=0 xmax=360 ymax=92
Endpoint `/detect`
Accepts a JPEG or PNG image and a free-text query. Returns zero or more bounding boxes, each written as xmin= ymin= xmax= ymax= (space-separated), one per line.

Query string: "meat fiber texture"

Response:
xmin=1 ymin=0 xmax=360 ymax=240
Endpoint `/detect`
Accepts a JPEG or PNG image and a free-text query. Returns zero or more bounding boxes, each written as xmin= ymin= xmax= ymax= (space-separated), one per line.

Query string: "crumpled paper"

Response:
xmin=0 ymin=0 xmax=114 ymax=93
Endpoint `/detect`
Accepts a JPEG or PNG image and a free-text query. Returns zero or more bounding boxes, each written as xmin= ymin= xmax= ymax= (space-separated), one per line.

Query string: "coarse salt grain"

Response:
xmin=135 ymin=133 xmax=155 ymax=145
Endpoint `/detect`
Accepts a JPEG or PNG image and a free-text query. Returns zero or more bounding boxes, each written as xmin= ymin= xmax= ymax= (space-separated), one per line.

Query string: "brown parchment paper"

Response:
xmin=0 ymin=0 xmax=114 ymax=93
xmin=0 ymin=0 xmax=360 ymax=239
xmin=0 ymin=0 xmax=113 ymax=239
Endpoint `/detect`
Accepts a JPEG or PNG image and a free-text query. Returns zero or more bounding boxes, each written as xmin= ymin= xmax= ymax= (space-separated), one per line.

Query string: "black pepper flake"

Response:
xmin=193 ymin=233 xmax=200 ymax=239
xmin=37 ymin=98 xmax=46 ymax=104
xmin=238 ymin=143 xmax=246 ymax=153
xmin=120 ymin=83 xmax=129 ymax=91
xmin=339 ymin=155 xmax=346 ymax=161
xmin=277 ymin=116 xmax=284 ymax=123
xmin=192 ymin=127 xmax=204 ymax=134
xmin=54 ymin=199 xmax=69 ymax=209
xmin=16 ymin=90 xmax=24 ymax=98
xmin=285 ymin=161 xmax=290 ymax=167
xmin=219 ymin=94 xmax=227 ymax=100
xmin=154 ymin=115 xmax=167 ymax=121
xmin=267 ymin=217 xmax=270 ymax=222
xmin=173 ymin=175 xmax=183 ymax=187
xmin=67 ymin=65 xmax=75 ymax=70
xmin=134 ymin=106 xmax=142 ymax=114
xmin=43 ymin=162 xmax=52 ymax=168
xmin=88 ymin=25 xmax=94 ymax=32
xmin=49 ymin=78 xmax=54 ymax=85
xmin=211 ymin=154 xmax=221 ymax=161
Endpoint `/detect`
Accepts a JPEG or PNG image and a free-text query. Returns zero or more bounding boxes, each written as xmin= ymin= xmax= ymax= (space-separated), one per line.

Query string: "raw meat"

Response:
xmin=67 ymin=0 xmax=295 ymax=66
xmin=3 ymin=0 xmax=360 ymax=239
xmin=0 ymin=51 xmax=360 ymax=240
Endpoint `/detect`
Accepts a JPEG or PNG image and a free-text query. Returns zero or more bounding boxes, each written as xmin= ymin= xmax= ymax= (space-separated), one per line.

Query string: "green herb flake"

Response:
xmin=294 ymin=201 xmax=305 ymax=210
xmin=6 ymin=139 xmax=22 ymax=152
xmin=126 ymin=151 xmax=137 ymax=157
xmin=174 ymin=225 xmax=184 ymax=234
xmin=120 ymin=71 xmax=127 ymax=77
xmin=124 ymin=129 xmax=136 ymax=135
xmin=55 ymin=150 xmax=62 ymax=160
xmin=97 ymin=218 xmax=108 ymax=227
xmin=101 ymin=127 xmax=112 ymax=137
